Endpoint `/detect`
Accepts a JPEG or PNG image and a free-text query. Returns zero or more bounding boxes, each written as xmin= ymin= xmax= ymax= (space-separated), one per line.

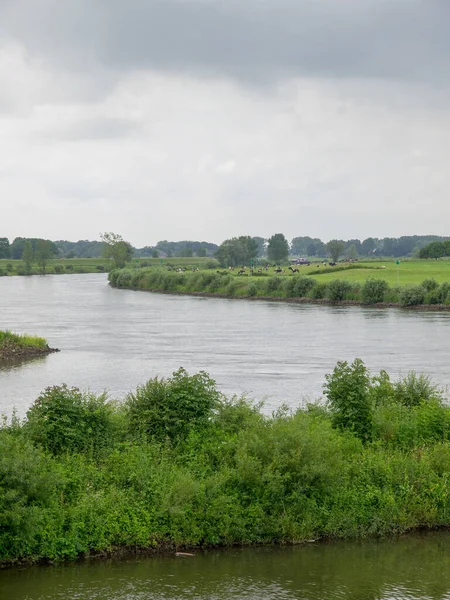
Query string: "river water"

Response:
xmin=1 ymin=273 xmax=450 ymax=417
xmin=2 ymin=532 xmax=450 ymax=599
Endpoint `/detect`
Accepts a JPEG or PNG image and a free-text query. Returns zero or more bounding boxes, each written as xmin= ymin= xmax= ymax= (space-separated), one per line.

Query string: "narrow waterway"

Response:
xmin=2 ymin=532 xmax=450 ymax=599
xmin=1 ymin=273 xmax=450 ymax=416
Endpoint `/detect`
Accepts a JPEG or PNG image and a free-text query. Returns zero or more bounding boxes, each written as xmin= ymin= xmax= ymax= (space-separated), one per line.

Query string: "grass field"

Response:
xmin=305 ymin=260 xmax=450 ymax=285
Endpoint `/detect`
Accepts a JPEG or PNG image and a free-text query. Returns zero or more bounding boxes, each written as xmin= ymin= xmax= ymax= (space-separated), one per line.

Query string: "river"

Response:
xmin=1 ymin=273 xmax=450 ymax=417
xmin=2 ymin=532 xmax=450 ymax=599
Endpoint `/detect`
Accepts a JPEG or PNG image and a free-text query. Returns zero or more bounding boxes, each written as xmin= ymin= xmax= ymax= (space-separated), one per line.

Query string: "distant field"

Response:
xmin=305 ymin=260 xmax=450 ymax=286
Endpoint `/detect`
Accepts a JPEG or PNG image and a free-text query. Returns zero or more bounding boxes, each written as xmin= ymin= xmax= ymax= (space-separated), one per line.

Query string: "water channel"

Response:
xmin=2 ymin=532 xmax=450 ymax=599
xmin=1 ymin=273 xmax=450 ymax=417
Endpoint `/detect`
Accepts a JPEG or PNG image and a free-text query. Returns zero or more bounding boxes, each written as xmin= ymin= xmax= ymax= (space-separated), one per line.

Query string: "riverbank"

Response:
xmin=108 ymin=267 xmax=450 ymax=310
xmin=3 ymin=361 xmax=450 ymax=566
xmin=0 ymin=331 xmax=58 ymax=361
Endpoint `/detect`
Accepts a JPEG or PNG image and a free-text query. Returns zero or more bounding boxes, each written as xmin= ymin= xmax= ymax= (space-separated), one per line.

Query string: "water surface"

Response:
xmin=1 ymin=274 xmax=449 ymax=416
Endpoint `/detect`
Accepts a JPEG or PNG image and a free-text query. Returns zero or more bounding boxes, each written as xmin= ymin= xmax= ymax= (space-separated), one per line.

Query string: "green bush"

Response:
xmin=25 ymin=385 xmax=117 ymax=456
xmin=284 ymin=276 xmax=316 ymax=298
xmin=327 ymin=280 xmax=353 ymax=303
xmin=6 ymin=263 xmax=13 ymax=272
xmin=362 ymin=279 xmax=389 ymax=304
xmin=96 ymin=265 xmax=105 ymax=271
xmin=265 ymin=277 xmax=282 ymax=293
xmin=125 ymin=368 xmax=220 ymax=443
xmin=392 ymin=372 xmax=441 ymax=407
xmin=65 ymin=264 xmax=74 ymax=271
xmin=399 ymin=285 xmax=425 ymax=307
xmin=54 ymin=265 xmax=63 ymax=274
xmin=247 ymin=282 xmax=258 ymax=297
xmin=421 ymin=278 xmax=439 ymax=292
xmin=311 ymin=283 xmax=328 ymax=299
xmin=323 ymin=358 xmax=373 ymax=441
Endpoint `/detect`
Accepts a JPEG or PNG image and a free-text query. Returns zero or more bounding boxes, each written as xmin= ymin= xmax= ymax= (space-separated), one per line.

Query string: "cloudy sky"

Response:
xmin=1 ymin=0 xmax=449 ymax=246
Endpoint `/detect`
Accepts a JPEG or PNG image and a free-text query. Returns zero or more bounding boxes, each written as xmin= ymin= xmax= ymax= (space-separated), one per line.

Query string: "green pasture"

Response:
xmin=305 ymin=260 xmax=450 ymax=286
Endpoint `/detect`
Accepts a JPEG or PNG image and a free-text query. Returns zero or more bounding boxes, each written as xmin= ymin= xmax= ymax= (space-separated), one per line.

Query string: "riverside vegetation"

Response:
xmin=108 ymin=265 xmax=450 ymax=308
xmin=0 ymin=331 xmax=57 ymax=361
xmin=2 ymin=361 xmax=450 ymax=565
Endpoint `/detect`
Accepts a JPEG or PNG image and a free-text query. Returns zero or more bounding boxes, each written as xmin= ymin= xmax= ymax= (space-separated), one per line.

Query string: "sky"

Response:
xmin=1 ymin=0 xmax=449 ymax=247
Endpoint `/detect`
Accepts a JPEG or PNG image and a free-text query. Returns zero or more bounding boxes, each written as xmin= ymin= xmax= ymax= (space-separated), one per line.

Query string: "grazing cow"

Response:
xmin=237 ymin=269 xmax=246 ymax=275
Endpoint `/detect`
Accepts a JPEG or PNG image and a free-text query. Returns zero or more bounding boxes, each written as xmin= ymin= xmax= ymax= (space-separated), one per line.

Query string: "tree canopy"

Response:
xmin=100 ymin=232 xmax=133 ymax=269
xmin=215 ymin=236 xmax=259 ymax=267
xmin=267 ymin=233 xmax=289 ymax=262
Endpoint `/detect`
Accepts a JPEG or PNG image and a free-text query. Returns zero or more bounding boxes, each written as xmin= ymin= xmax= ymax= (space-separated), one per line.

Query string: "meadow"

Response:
xmin=109 ymin=259 xmax=450 ymax=308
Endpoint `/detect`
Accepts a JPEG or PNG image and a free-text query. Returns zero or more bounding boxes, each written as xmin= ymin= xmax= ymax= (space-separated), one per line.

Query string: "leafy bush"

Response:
xmin=65 ymin=264 xmax=74 ymax=271
xmin=96 ymin=265 xmax=105 ymax=271
xmin=247 ymin=283 xmax=258 ymax=297
xmin=323 ymin=358 xmax=373 ymax=441
xmin=265 ymin=277 xmax=282 ymax=293
xmin=284 ymin=276 xmax=316 ymax=298
xmin=26 ymin=385 xmax=117 ymax=456
xmin=392 ymin=372 xmax=441 ymax=407
xmin=116 ymin=269 xmax=134 ymax=288
xmin=311 ymin=283 xmax=328 ymax=299
xmin=362 ymin=279 xmax=389 ymax=304
xmin=6 ymin=263 xmax=13 ymax=272
xmin=399 ymin=285 xmax=425 ymax=307
xmin=327 ymin=280 xmax=353 ymax=303
xmin=421 ymin=278 xmax=439 ymax=292
xmin=16 ymin=267 xmax=28 ymax=276
xmin=226 ymin=280 xmax=238 ymax=295
xmin=54 ymin=265 xmax=63 ymax=274
xmin=125 ymin=368 xmax=220 ymax=443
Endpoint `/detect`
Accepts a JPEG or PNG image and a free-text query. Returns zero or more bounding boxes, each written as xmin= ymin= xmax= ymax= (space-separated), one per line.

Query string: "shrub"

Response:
xmin=25 ymin=385 xmax=117 ymax=456
xmin=226 ymin=280 xmax=238 ymax=295
xmin=206 ymin=260 xmax=220 ymax=269
xmin=323 ymin=358 xmax=373 ymax=441
xmin=6 ymin=263 xmax=13 ymax=272
xmin=421 ymin=278 xmax=439 ymax=292
xmin=65 ymin=264 xmax=74 ymax=271
xmin=116 ymin=269 xmax=134 ymax=288
xmin=54 ymin=265 xmax=63 ymax=274
xmin=295 ymin=277 xmax=316 ymax=297
xmin=399 ymin=285 xmax=425 ymax=307
xmin=311 ymin=283 xmax=327 ymax=299
xmin=0 ymin=268 xmax=7 ymax=277
xmin=247 ymin=283 xmax=258 ymax=297
xmin=327 ymin=280 xmax=352 ymax=303
xmin=265 ymin=277 xmax=282 ymax=294
xmin=16 ymin=267 xmax=27 ymax=276
xmin=362 ymin=279 xmax=389 ymax=304
xmin=392 ymin=372 xmax=441 ymax=407
xmin=96 ymin=265 xmax=105 ymax=271
xmin=125 ymin=368 xmax=219 ymax=443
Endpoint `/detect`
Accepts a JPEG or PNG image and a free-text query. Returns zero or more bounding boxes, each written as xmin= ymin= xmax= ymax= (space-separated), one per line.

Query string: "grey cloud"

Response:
xmin=43 ymin=118 xmax=141 ymax=142
xmin=1 ymin=0 xmax=449 ymax=85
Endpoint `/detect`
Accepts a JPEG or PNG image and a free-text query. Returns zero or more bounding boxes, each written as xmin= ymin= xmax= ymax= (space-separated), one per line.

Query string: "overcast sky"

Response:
xmin=1 ymin=0 xmax=449 ymax=246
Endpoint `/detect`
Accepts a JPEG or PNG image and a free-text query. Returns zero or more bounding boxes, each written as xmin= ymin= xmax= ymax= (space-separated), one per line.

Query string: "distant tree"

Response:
xmin=21 ymin=240 xmax=34 ymax=274
xmin=267 ymin=233 xmax=289 ymax=262
xmin=178 ymin=246 xmax=194 ymax=257
xmin=326 ymin=239 xmax=345 ymax=262
xmin=196 ymin=247 xmax=207 ymax=257
xmin=100 ymin=232 xmax=133 ymax=269
xmin=347 ymin=244 xmax=359 ymax=260
xmin=252 ymin=236 xmax=266 ymax=258
xmin=35 ymin=239 xmax=55 ymax=274
xmin=167 ymin=249 xmax=173 ymax=258
xmin=361 ymin=237 xmax=377 ymax=256
xmin=151 ymin=249 xmax=159 ymax=258
xmin=0 ymin=238 xmax=10 ymax=259
xmin=216 ymin=236 xmax=259 ymax=267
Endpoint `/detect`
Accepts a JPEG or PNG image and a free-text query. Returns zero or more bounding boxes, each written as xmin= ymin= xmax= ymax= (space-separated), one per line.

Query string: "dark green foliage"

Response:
xmin=25 ymin=385 xmax=117 ymax=456
xmin=392 ymin=372 xmax=441 ymax=407
xmin=53 ymin=265 xmax=63 ymax=273
xmin=324 ymin=359 xmax=373 ymax=441
xmin=265 ymin=276 xmax=282 ymax=293
xmin=327 ymin=279 xmax=353 ymax=303
xmin=399 ymin=285 xmax=426 ymax=306
xmin=125 ymin=368 xmax=219 ymax=443
xmin=421 ymin=278 xmax=439 ymax=292
xmin=267 ymin=233 xmax=289 ymax=262
xmin=247 ymin=282 xmax=258 ymax=296
xmin=362 ymin=279 xmax=389 ymax=304
xmin=285 ymin=276 xmax=316 ymax=298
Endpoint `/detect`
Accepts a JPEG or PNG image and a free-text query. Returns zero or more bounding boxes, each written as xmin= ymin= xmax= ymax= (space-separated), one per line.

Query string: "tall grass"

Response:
xmin=0 ymin=330 xmax=48 ymax=349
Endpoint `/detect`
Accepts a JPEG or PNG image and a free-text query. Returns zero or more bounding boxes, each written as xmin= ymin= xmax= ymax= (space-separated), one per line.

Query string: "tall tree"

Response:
xmin=100 ymin=232 xmax=133 ymax=268
xmin=0 ymin=238 xmax=10 ymax=259
xmin=267 ymin=233 xmax=289 ymax=262
xmin=326 ymin=239 xmax=345 ymax=262
xmin=35 ymin=239 xmax=55 ymax=274
xmin=21 ymin=240 xmax=34 ymax=274
xmin=215 ymin=236 xmax=259 ymax=267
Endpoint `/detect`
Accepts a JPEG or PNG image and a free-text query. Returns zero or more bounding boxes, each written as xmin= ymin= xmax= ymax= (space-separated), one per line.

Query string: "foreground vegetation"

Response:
xmin=2 ymin=361 xmax=450 ymax=565
xmin=109 ymin=263 xmax=450 ymax=308
xmin=0 ymin=331 xmax=55 ymax=360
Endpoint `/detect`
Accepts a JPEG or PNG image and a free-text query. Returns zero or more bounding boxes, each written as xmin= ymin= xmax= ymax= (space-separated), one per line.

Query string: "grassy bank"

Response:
xmin=108 ymin=266 xmax=450 ymax=308
xmin=2 ymin=362 xmax=450 ymax=565
xmin=0 ymin=257 xmax=219 ymax=276
xmin=0 ymin=331 xmax=57 ymax=360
